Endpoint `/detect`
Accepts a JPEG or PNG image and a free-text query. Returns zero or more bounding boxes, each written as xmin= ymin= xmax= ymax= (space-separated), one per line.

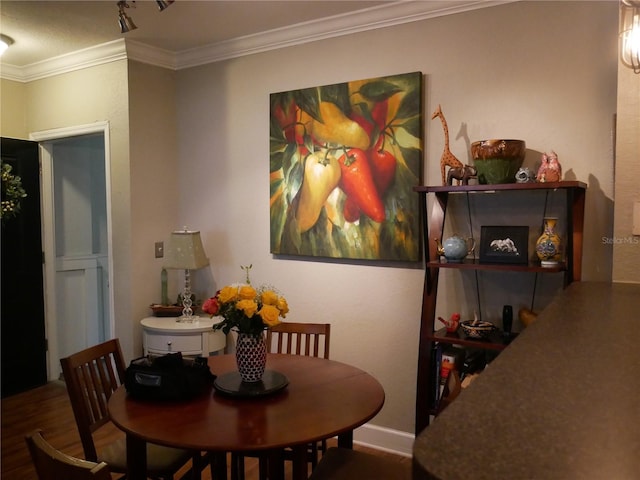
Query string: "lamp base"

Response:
xmin=176 ymin=315 xmax=200 ymax=324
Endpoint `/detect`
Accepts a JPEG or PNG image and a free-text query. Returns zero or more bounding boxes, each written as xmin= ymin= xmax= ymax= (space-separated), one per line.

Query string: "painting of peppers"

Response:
xmin=270 ymin=72 xmax=423 ymax=262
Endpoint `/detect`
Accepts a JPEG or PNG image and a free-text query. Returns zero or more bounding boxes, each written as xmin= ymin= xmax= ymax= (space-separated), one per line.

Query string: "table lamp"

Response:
xmin=165 ymin=227 xmax=209 ymax=323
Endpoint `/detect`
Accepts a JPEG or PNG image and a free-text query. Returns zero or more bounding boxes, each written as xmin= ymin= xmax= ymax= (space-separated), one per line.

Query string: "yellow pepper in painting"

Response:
xmin=296 ymin=151 xmax=341 ymax=233
xmin=311 ymin=101 xmax=370 ymax=150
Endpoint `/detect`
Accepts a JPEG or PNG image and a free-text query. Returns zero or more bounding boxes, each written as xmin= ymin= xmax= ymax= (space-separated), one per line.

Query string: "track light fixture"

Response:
xmin=156 ymin=0 xmax=175 ymax=11
xmin=0 ymin=34 xmax=14 ymax=56
xmin=117 ymin=1 xmax=137 ymax=33
xmin=117 ymin=0 xmax=174 ymax=34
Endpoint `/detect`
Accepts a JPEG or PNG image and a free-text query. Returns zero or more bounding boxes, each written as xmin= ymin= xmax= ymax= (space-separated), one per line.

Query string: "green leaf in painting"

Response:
xmin=359 ymin=80 xmax=403 ymax=102
xmin=294 ymin=88 xmax=321 ymax=122
xmin=270 ymin=150 xmax=286 ymax=173
xmin=394 ymin=87 xmax=420 ymax=120
xmin=400 ymin=116 xmax=422 ymax=139
xmin=319 ymin=83 xmax=351 ymax=116
xmin=270 ymin=177 xmax=283 ymax=198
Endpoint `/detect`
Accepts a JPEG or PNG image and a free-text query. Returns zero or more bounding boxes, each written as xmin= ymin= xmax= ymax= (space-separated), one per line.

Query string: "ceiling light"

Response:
xmin=117 ymin=1 xmax=137 ymax=34
xmin=620 ymin=0 xmax=640 ymax=73
xmin=156 ymin=0 xmax=174 ymax=12
xmin=0 ymin=34 xmax=14 ymax=57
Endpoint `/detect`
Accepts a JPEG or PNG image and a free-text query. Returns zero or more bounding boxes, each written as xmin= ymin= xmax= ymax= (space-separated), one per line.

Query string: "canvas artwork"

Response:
xmin=269 ymin=72 xmax=423 ymax=262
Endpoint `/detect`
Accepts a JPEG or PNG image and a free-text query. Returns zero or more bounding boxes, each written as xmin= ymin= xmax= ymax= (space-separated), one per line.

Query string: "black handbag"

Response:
xmin=124 ymin=352 xmax=215 ymax=401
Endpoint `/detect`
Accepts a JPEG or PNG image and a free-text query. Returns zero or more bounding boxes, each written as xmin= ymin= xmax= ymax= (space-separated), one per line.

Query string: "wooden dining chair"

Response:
xmin=266 ymin=322 xmax=331 ymax=359
xmin=59 ymin=338 xmax=204 ymax=480
xmin=308 ymin=447 xmax=412 ymax=480
xmin=233 ymin=323 xmax=332 ymax=480
xmin=25 ymin=429 xmax=112 ymax=480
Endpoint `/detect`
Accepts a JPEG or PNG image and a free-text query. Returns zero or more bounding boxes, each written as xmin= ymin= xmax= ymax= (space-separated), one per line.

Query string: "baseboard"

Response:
xmin=353 ymin=423 xmax=415 ymax=457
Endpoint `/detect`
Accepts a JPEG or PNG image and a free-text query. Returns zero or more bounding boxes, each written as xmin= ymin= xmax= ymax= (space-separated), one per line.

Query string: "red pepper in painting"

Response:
xmin=368 ymin=134 xmax=397 ymax=196
xmin=338 ymin=149 xmax=385 ymax=223
xmin=343 ymin=196 xmax=361 ymax=223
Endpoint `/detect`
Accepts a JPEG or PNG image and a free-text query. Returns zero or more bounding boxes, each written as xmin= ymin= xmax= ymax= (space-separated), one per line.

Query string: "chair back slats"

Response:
xmin=25 ymin=429 xmax=112 ymax=480
xmin=60 ymin=339 xmax=126 ymax=462
xmin=266 ymin=323 xmax=331 ymax=359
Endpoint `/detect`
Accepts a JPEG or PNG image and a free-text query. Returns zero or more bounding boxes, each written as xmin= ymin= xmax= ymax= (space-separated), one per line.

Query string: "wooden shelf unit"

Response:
xmin=414 ymin=181 xmax=586 ymax=434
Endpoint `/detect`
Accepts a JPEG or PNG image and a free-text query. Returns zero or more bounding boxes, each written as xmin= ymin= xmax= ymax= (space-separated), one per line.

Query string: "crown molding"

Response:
xmin=2 ymin=39 xmax=127 ymax=83
xmin=176 ymin=0 xmax=512 ymax=69
xmin=0 ymin=1 xmax=512 ymax=82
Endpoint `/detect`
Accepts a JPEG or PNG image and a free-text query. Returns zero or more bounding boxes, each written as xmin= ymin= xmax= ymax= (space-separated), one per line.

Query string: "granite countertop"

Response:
xmin=413 ymin=282 xmax=640 ymax=480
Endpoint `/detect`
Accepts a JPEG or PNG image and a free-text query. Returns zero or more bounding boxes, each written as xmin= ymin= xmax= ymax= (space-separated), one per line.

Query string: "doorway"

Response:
xmin=32 ymin=122 xmax=114 ymax=381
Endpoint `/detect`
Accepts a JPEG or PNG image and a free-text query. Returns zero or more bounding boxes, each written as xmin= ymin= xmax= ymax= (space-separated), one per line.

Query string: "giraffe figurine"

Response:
xmin=432 ymin=104 xmax=464 ymax=185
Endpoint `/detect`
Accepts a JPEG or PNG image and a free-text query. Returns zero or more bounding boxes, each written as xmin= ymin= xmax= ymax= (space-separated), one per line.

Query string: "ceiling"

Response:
xmin=0 ymin=1 xmax=506 ymax=75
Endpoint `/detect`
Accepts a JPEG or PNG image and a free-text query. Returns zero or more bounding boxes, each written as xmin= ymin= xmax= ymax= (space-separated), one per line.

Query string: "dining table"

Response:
xmin=108 ymin=353 xmax=385 ymax=480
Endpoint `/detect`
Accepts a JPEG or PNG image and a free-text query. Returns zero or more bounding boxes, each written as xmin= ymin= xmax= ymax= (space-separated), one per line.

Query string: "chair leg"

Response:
xmin=258 ymin=454 xmax=268 ymax=480
xmin=231 ymin=452 xmax=244 ymax=480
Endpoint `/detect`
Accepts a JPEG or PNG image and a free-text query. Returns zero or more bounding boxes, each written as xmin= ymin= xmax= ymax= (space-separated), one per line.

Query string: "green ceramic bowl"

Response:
xmin=471 ymin=139 xmax=526 ymax=184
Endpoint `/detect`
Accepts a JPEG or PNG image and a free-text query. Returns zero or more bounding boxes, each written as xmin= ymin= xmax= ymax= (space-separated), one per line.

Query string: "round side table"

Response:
xmin=141 ymin=316 xmax=226 ymax=356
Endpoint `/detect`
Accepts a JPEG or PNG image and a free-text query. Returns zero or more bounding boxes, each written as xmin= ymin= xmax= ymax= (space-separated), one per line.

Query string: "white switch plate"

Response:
xmin=634 ymin=201 xmax=640 ymax=236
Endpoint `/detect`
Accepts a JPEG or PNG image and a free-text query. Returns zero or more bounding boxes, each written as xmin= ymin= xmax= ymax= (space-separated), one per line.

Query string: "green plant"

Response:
xmin=1 ymin=162 xmax=27 ymax=222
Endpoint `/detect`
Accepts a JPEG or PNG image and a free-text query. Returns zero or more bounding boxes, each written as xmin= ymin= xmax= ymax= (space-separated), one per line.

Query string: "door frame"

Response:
xmin=31 ymin=121 xmax=115 ymax=381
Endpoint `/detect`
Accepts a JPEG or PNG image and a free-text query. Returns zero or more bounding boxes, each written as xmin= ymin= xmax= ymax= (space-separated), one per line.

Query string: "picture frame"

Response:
xmin=479 ymin=226 xmax=529 ymax=264
xmin=269 ymin=72 xmax=423 ymax=263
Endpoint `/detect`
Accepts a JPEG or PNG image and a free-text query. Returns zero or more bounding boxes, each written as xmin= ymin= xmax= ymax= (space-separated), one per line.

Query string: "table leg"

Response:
xmin=126 ymin=433 xmax=147 ymax=479
xmin=337 ymin=430 xmax=353 ymax=449
xmin=290 ymin=445 xmax=308 ymax=480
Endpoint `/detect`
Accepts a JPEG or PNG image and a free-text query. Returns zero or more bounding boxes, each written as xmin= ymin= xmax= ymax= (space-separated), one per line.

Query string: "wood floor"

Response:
xmin=1 ymin=381 xmax=411 ymax=479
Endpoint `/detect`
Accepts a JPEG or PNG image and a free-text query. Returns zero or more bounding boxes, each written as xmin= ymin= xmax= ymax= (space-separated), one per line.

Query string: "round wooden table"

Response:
xmin=108 ymin=353 xmax=385 ymax=480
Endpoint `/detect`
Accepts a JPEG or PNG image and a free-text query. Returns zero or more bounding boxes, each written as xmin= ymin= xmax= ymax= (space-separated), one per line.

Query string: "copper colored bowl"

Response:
xmin=471 ymin=139 xmax=526 ymax=184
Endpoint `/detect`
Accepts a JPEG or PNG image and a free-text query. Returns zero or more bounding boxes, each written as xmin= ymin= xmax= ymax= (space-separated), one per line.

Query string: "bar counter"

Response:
xmin=413 ymin=282 xmax=640 ymax=479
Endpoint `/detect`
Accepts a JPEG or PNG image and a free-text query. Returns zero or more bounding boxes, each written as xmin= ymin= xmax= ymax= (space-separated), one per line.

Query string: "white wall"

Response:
xmin=613 ymin=52 xmax=640 ymax=282
xmin=174 ymin=1 xmax=618 ymax=435
xmin=128 ymin=61 xmax=180 ymax=355
xmin=22 ymin=60 xmax=135 ymax=358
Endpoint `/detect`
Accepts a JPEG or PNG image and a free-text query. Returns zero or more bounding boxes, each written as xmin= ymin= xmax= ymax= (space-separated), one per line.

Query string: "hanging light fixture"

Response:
xmin=0 ymin=34 xmax=14 ymax=57
xmin=117 ymin=1 xmax=137 ymax=33
xmin=156 ymin=0 xmax=175 ymax=11
xmin=620 ymin=0 xmax=640 ymax=73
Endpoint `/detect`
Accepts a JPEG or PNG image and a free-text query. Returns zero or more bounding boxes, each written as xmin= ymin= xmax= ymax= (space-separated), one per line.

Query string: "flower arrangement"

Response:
xmin=202 ymin=265 xmax=289 ymax=335
xmin=1 ymin=162 xmax=27 ymax=223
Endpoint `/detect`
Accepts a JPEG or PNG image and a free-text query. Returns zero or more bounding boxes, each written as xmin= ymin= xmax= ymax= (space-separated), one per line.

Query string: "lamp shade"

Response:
xmin=165 ymin=229 xmax=209 ymax=270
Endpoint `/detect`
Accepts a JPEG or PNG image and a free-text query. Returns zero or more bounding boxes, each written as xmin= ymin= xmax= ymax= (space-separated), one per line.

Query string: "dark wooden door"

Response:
xmin=1 ymin=137 xmax=47 ymax=397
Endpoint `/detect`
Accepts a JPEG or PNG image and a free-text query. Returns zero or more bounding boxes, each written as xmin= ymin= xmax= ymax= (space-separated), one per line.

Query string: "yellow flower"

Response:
xmin=218 ymin=286 xmax=238 ymax=304
xmin=259 ymin=304 xmax=282 ymax=327
xmin=239 ymin=285 xmax=257 ymax=300
xmin=261 ymin=290 xmax=278 ymax=306
xmin=276 ymin=297 xmax=289 ymax=317
xmin=237 ymin=299 xmax=258 ymax=317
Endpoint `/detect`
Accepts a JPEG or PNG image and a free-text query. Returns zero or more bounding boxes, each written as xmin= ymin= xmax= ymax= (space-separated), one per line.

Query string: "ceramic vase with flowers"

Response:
xmin=202 ymin=265 xmax=289 ymax=382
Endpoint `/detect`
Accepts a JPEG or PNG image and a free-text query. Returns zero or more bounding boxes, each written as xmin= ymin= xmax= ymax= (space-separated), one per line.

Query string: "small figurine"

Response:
xmin=432 ymin=105 xmax=464 ymax=185
xmin=438 ymin=312 xmax=461 ymax=333
xmin=515 ymin=167 xmax=535 ymax=183
xmin=447 ymin=164 xmax=477 ymax=185
xmin=536 ymin=151 xmax=562 ymax=183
